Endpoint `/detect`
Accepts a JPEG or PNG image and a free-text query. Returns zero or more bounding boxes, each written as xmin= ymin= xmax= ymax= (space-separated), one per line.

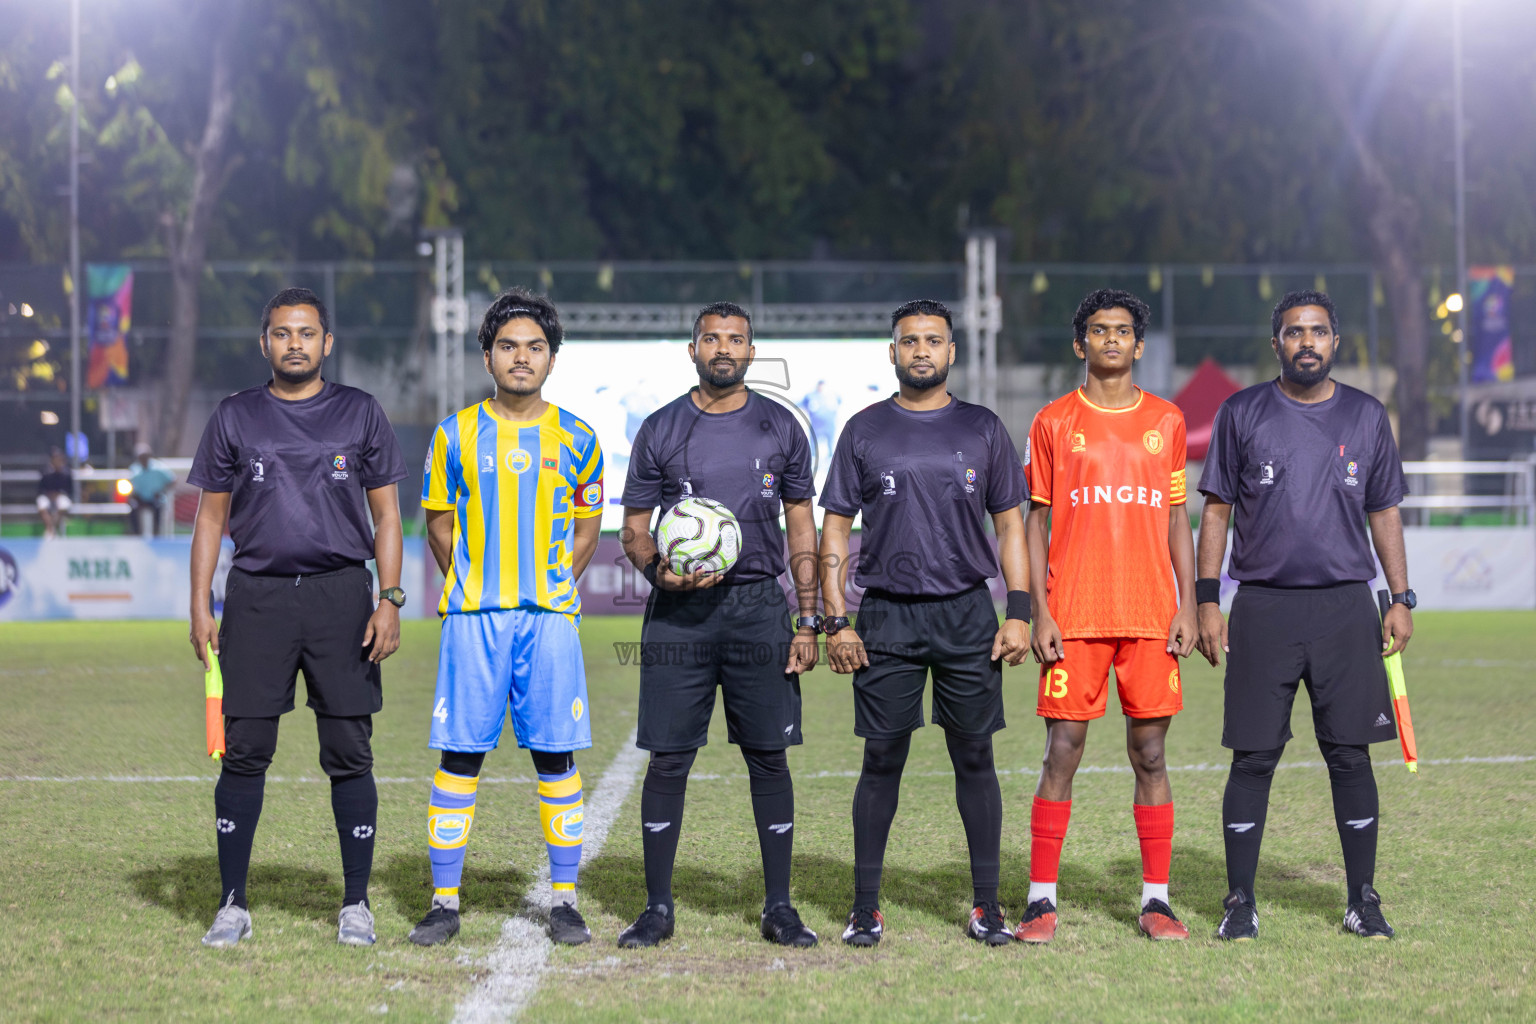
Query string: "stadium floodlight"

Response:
xmin=1452 ymin=0 xmax=1469 ymax=453
xmin=68 ymin=0 xmax=82 ymax=485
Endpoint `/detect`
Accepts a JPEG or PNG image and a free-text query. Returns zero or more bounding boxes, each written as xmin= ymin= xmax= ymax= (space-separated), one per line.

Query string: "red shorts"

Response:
xmin=1036 ymin=638 xmax=1183 ymax=721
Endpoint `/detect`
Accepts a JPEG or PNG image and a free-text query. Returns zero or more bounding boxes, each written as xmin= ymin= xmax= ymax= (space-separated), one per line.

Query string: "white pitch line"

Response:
xmin=451 ymin=726 xmax=646 ymax=1024
xmin=0 ymin=776 xmax=546 ymax=786
xmin=1 ymin=754 xmax=1531 ymax=787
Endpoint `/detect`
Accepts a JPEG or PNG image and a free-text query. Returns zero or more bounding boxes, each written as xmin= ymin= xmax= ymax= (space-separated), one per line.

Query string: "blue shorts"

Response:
xmin=430 ymin=608 xmax=592 ymax=753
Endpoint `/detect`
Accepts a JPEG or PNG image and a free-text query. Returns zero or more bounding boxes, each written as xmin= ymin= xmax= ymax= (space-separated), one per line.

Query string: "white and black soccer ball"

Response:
xmin=656 ymin=497 xmax=741 ymax=576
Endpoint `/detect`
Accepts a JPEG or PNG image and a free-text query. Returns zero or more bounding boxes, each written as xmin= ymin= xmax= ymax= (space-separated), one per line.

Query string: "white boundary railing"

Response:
xmin=0 ymin=458 xmax=194 ymax=536
xmin=1400 ymin=460 xmax=1536 ymax=526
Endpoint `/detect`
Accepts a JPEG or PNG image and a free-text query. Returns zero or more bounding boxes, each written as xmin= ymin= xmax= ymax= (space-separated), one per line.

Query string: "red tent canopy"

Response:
xmin=1174 ymin=356 xmax=1243 ymax=459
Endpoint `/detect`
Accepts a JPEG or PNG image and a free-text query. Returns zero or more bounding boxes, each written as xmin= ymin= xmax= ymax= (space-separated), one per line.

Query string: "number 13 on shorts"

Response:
xmin=1036 ymin=638 xmax=1183 ymax=721
xmin=1042 ymin=666 xmax=1069 ymax=700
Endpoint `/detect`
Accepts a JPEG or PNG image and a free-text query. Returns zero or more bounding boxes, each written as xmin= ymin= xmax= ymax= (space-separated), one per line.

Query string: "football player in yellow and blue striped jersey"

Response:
xmin=422 ymin=387 xmax=603 ymax=618
xmin=408 ymin=288 xmax=605 ymax=949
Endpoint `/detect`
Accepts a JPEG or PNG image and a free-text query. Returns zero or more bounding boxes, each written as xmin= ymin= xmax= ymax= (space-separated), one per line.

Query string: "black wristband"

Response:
xmin=1195 ymin=577 xmax=1221 ymax=605
xmin=642 ymin=556 xmax=660 ymax=587
xmin=1005 ymin=590 xmax=1032 ymax=624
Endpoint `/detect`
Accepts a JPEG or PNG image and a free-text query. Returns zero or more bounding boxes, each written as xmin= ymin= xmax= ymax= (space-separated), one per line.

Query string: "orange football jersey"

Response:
xmin=1026 ymin=388 xmax=1187 ymax=640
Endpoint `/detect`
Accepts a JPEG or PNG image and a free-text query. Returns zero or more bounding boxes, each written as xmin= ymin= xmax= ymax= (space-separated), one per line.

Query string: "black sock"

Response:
xmin=946 ymin=732 xmax=1002 ymax=906
xmin=1321 ymin=742 xmax=1378 ymax=901
xmin=743 ymin=748 xmax=794 ymax=910
xmin=330 ymin=771 xmax=378 ymax=906
xmin=214 ymin=770 xmax=265 ymax=910
xmin=640 ymin=750 xmax=695 ymax=911
xmin=851 ymin=735 xmax=911 ymax=910
xmin=1223 ymin=747 xmax=1282 ymax=899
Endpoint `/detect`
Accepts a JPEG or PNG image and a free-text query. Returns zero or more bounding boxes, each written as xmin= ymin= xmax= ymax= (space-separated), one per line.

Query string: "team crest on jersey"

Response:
xmin=1070 ymin=431 xmax=1087 ymax=453
xmin=1345 ymin=460 xmax=1359 ymax=487
xmin=579 ymin=483 xmax=603 ymax=508
xmin=331 ymin=454 xmax=349 ymax=481
xmin=571 ymin=697 xmax=584 ymax=721
xmin=1168 ymin=667 xmax=1181 ymax=694
xmin=1142 ymin=430 xmax=1163 ymax=455
xmin=481 ymin=453 xmax=496 ymax=473
xmin=506 ymin=449 xmax=533 ymax=474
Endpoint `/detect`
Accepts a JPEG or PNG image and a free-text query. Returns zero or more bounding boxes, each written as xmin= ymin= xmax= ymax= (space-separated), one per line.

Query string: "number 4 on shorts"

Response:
xmin=433 ymin=698 xmax=448 ymax=723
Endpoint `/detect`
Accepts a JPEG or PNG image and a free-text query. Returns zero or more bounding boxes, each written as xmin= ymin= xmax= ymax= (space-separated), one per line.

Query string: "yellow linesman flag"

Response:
xmin=204 ymin=644 xmax=225 ymax=761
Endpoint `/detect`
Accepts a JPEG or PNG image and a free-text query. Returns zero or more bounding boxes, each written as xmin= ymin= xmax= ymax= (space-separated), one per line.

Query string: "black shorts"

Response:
xmin=218 ymin=565 xmax=383 ymax=718
xmin=850 ymin=585 xmax=1005 ymax=741
xmin=636 ymin=577 xmax=803 ymax=752
xmin=1222 ymin=582 xmax=1396 ymax=750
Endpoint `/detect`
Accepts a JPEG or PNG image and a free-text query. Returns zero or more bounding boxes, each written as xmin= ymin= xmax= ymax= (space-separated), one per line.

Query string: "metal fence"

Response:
xmin=3 ymin=257 xmax=1533 ymax=466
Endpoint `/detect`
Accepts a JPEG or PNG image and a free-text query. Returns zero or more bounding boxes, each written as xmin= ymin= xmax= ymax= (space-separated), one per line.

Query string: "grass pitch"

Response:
xmin=1 ymin=612 xmax=1533 ymax=1022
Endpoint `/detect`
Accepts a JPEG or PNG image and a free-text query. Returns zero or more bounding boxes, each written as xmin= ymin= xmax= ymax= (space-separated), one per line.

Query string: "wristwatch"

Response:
xmin=821 ymin=615 xmax=851 ymax=635
xmin=1389 ymin=589 xmax=1417 ymax=610
xmin=379 ymin=586 xmax=407 ymax=608
xmin=795 ymin=615 xmax=823 ymax=633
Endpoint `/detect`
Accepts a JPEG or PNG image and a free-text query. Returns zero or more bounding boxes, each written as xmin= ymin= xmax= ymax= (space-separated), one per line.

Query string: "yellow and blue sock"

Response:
xmin=426 ymin=768 xmax=478 ymax=908
xmin=538 ymin=766 xmax=584 ymax=906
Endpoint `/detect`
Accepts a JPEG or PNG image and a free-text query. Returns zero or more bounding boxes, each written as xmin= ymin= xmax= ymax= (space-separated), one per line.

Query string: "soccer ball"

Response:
xmin=656 ymin=497 xmax=741 ymax=576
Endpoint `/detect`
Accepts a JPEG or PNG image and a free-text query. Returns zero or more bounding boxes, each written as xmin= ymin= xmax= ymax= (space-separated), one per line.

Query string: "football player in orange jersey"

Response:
xmin=1015 ymin=289 xmax=1197 ymax=944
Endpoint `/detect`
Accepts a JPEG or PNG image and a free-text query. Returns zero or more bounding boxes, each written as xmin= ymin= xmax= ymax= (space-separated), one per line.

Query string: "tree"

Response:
xmin=154 ymin=10 xmax=237 ymax=454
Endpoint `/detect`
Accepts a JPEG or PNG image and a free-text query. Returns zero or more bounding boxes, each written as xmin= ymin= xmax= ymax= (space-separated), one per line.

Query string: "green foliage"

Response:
xmin=2 ymin=0 xmax=1536 ymax=265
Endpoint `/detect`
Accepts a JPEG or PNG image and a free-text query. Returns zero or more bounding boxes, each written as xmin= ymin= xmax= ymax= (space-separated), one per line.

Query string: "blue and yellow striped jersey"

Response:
xmin=422 ymin=401 xmax=604 ymax=620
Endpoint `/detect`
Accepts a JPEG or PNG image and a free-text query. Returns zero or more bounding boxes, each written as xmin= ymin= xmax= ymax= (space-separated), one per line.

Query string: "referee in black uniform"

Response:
xmin=819 ymin=299 xmax=1032 ymax=948
xmin=188 ymin=287 xmax=408 ymax=949
xmin=1196 ymin=290 xmax=1413 ymax=941
xmin=617 ymin=302 xmax=821 ymax=949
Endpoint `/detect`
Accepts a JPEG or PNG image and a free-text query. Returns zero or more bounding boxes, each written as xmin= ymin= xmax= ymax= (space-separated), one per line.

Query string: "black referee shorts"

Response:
xmin=1222 ymin=581 xmax=1396 ymax=750
xmin=636 ymin=577 xmax=803 ymax=752
xmin=851 ymin=585 xmax=1005 ymax=741
xmin=218 ymin=565 xmax=383 ymax=718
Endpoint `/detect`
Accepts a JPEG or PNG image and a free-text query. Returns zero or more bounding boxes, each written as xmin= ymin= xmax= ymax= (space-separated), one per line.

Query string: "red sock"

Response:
xmin=1029 ymin=797 xmax=1072 ymax=882
xmin=1133 ymin=802 xmax=1174 ymax=884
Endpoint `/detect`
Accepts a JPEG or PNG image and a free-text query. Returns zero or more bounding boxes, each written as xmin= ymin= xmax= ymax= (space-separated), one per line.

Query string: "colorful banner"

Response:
xmin=0 ymin=537 xmax=429 ymax=621
xmin=1468 ymin=265 xmax=1515 ymax=384
xmin=86 ymin=264 xmax=132 ymax=388
xmin=1 ymin=527 xmax=1532 ymax=621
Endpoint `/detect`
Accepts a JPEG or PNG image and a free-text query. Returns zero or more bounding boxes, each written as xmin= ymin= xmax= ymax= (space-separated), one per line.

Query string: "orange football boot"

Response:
xmin=1012 ymin=898 xmax=1058 ymax=943
xmin=1137 ymin=899 xmax=1190 ymax=941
